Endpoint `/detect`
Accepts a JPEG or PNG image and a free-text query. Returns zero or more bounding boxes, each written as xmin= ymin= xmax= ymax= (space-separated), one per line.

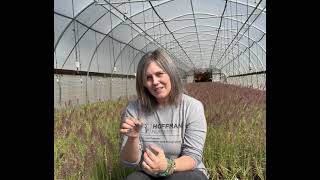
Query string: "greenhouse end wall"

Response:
xmin=54 ymin=75 xmax=136 ymax=109
xmin=54 ymin=73 xmax=191 ymax=109
xmin=227 ymin=74 xmax=266 ymax=90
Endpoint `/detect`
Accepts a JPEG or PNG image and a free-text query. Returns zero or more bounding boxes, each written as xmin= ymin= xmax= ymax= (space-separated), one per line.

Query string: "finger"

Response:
xmin=119 ymin=129 xmax=131 ymax=134
xmin=124 ymin=118 xmax=136 ymax=126
xmin=142 ymin=161 xmax=153 ymax=173
xmin=130 ymin=117 xmax=143 ymax=126
xmin=148 ymin=144 xmax=163 ymax=155
xmin=121 ymin=123 xmax=133 ymax=129
xmin=143 ymin=151 xmax=155 ymax=168
xmin=140 ymin=119 xmax=145 ymax=125
xmin=145 ymin=148 xmax=157 ymax=161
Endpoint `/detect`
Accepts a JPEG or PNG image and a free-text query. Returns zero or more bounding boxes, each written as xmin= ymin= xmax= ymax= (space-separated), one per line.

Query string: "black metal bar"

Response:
xmin=214 ymin=0 xmax=264 ymax=67
xmin=228 ymin=70 xmax=265 ymax=77
xmin=190 ymin=0 xmax=203 ymax=63
xmin=54 ymin=69 xmax=135 ymax=78
xmin=208 ymin=0 xmax=228 ymax=68
xmin=149 ymin=1 xmax=196 ymax=69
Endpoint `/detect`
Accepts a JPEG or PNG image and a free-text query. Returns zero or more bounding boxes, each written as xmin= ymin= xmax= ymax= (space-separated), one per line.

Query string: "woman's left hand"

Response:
xmin=141 ymin=144 xmax=167 ymax=175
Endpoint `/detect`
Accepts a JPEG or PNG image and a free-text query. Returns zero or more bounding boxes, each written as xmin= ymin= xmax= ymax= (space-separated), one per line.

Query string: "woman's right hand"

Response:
xmin=120 ymin=117 xmax=143 ymax=138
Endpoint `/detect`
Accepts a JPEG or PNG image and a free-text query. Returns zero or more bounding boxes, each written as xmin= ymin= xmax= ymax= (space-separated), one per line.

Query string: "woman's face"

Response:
xmin=145 ymin=61 xmax=172 ymax=104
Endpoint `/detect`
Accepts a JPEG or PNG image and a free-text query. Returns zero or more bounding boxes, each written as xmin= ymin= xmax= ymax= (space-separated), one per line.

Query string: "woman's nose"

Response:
xmin=152 ymin=77 xmax=160 ymax=85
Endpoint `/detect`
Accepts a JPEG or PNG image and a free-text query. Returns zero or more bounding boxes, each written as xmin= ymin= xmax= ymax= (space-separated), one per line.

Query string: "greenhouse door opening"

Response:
xmin=194 ymin=70 xmax=212 ymax=82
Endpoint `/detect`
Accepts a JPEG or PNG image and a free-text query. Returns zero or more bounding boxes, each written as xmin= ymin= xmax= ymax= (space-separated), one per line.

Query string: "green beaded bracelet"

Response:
xmin=158 ymin=158 xmax=176 ymax=177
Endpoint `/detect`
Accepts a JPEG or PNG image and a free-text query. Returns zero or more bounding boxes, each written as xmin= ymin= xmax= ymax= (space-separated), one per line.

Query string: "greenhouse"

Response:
xmin=54 ymin=0 xmax=266 ymax=179
xmin=54 ymin=0 xmax=265 ymax=108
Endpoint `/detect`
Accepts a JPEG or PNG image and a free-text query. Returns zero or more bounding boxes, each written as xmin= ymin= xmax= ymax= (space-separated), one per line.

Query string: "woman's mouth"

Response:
xmin=154 ymin=87 xmax=163 ymax=93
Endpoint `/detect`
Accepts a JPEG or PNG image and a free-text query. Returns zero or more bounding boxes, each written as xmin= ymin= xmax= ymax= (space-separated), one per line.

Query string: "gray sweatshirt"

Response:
xmin=120 ymin=94 xmax=209 ymax=178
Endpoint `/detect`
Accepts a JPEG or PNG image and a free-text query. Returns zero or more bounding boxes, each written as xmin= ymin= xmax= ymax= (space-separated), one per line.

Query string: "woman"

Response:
xmin=120 ymin=48 xmax=209 ymax=180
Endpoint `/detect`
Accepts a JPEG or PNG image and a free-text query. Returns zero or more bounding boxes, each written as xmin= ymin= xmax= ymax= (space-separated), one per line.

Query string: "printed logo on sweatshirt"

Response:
xmin=143 ymin=123 xmax=182 ymax=134
xmin=141 ymin=122 xmax=182 ymax=144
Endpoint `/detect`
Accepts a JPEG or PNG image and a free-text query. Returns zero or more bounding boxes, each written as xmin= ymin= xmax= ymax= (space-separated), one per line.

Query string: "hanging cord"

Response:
xmin=71 ymin=0 xmax=79 ymax=72
xmin=71 ymin=0 xmax=82 ymax=104
xmin=247 ymin=0 xmax=253 ymax=87
xmin=120 ymin=44 xmax=123 ymax=78
xmin=235 ymin=0 xmax=240 ymax=85
xmin=152 ymin=6 xmax=155 ymax=41
xmin=226 ymin=3 xmax=230 ymax=76
xmin=108 ymin=0 xmax=115 ymax=100
xmin=142 ymin=1 xmax=148 ymax=51
xmin=94 ymin=31 xmax=101 ymax=87
xmin=108 ymin=28 xmax=113 ymax=75
xmin=54 ymin=33 xmax=58 ymax=69
xmin=54 ymin=49 xmax=62 ymax=105
xmin=224 ymin=1 xmax=230 ymax=73
xmin=129 ymin=0 xmax=135 ymax=73
xmin=76 ymin=21 xmax=81 ymax=70
xmin=106 ymin=0 xmax=115 ymax=76
xmin=76 ymin=17 xmax=83 ymax=83
xmin=94 ymin=31 xmax=100 ymax=74
xmin=166 ymin=28 xmax=169 ymax=49
xmin=125 ymin=0 xmax=135 ymax=97
xmin=247 ymin=0 xmax=251 ymax=72
xmin=124 ymin=0 xmax=128 ymax=17
xmin=159 ymin=10 xmax=162 ymax=46
xmin=109 ymin=3 xmax=116 ymax=74
xmin=223 ymin=14 xmax=226 ymax=75
xmin=71 ymin=0 xmax=83 ymax=87
xmin=236 ymin=0 xmax=240 ymax=75
xmin=56 ymin=74 xmax=62 ymax=105
xmin=53 ymin=33 xmax=61 ymax=105
xmin=229 ymin=1 xmax=234 ymax=76
xmin=54 ymin=49 xmax=58 ymax=69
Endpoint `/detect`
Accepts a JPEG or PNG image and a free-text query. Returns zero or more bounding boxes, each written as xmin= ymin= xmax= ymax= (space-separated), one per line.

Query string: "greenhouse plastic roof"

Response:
xmin=54 ymin=0 xmax=266 ymax=76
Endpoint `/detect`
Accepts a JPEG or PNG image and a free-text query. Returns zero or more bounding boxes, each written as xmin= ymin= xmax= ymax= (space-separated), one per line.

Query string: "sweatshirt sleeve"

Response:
xmin=181 ymin=99 xmax=207 ymax=168
xmin=119 ymin=100 xmax=143 ymax=168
